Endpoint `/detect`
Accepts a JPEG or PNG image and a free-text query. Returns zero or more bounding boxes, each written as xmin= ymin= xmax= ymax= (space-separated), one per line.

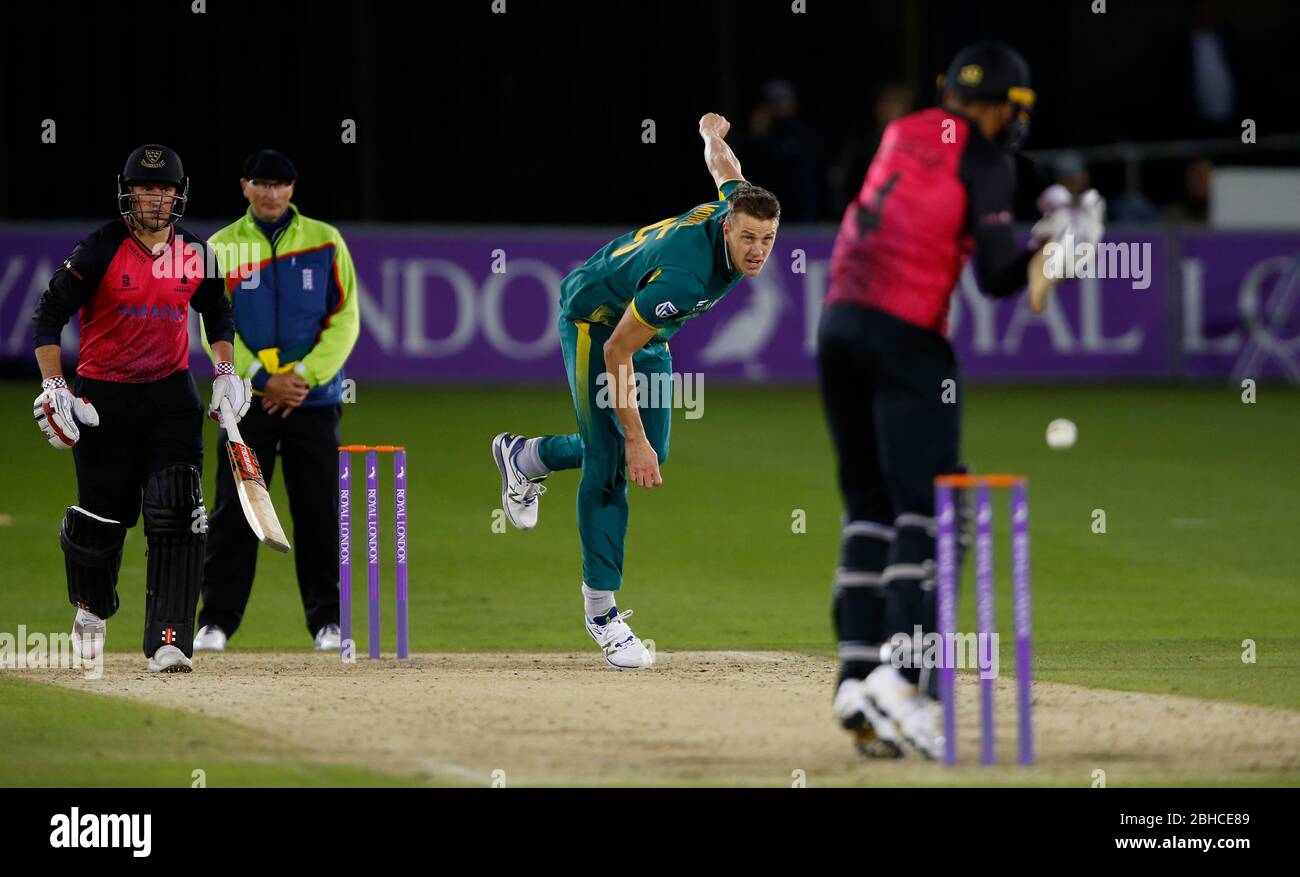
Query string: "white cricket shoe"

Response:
xmin=314 ymin=624 xmax=341 ymax=651
xmin=584 ymin=608 xmax=654 ymax=670
xmin=193 ymin=625 xmax=227 ymax=651
xmin=833 ymin=676 xmax=903 ymax=758
xmin=71 ymin=607 xmax=106 ymax=662
xmin=492 ymin=432 xmax=547 ymax=529
xmin=863 ymin=664 xmax=945 ymax=760
xmin=148 ymin=644 xmax=193 ymax=674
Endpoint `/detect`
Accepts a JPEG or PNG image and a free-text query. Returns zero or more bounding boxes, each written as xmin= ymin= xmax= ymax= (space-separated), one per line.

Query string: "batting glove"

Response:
xmin=209 ymin=361 xmax=252 ymax=427
xmin=33 ymin=376 xmax=99 ymax=450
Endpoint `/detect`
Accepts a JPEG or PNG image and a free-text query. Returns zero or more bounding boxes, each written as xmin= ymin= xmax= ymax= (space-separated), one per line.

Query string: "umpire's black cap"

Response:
xmin=243 ymin=149 xmax=298 ymax=181
xmin=942 ymin=41 xmax=1034 ymax=107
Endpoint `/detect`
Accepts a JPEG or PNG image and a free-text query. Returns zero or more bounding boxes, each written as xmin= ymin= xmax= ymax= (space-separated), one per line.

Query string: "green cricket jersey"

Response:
xmin=560 ymin=178 xmax=747 ymax=343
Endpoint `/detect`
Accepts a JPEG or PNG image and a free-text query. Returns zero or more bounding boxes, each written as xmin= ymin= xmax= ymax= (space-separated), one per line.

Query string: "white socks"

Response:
xmin=582 ymin=583 xmax=616 ymax=621
xmin=516 ymin=437 xmax=550 ymax=480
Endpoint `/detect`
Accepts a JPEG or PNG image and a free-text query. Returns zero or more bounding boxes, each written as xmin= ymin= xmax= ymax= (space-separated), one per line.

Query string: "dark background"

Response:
xmin=1 ymin=0 xmax=1294 ymax=224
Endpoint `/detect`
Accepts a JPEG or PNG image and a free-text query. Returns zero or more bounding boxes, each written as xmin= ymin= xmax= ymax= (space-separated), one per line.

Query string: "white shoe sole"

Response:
xmin=492 ymin=433 xmax=533 ymax=530
xmin=583 ymin=619 xmax=653 ymax=670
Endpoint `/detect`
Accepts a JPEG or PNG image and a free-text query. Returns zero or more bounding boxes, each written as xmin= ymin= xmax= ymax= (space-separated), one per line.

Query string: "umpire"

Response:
xmin=819 ymin=43 xmax=1047 ymax=759
xmin=194 ymin=149 xmax=360 ymax=652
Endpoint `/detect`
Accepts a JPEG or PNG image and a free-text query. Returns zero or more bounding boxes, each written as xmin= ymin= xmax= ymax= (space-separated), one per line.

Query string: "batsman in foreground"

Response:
xmin=820 ymin=42 xmax=1100 ymax=757
xmin=493 ymin=114 xmax=780 ymax=669
xmin=30 ymin=144 xmax=250 ymax=673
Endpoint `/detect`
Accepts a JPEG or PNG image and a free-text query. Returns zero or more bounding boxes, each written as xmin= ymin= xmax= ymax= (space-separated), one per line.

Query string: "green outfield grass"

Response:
xmin=0 ymin=675 xmax=403 ymax=786
xmin=2 ymin=381 xmax=1298 ymax=784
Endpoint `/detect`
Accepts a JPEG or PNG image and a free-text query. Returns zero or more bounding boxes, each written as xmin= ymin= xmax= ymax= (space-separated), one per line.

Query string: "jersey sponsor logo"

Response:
xmin=654 ymin=301 xmax=679 ymax=319
xmin=116 ymin=302 xmax=188 ymax=323
xmin=302 ymin=268 xmax=314 ymax=290
xmin=690 ymin=299 xmax=713 ymax=313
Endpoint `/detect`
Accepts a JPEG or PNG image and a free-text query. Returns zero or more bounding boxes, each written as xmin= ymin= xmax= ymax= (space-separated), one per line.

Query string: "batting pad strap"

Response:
xmin=882 ymin=563 xmax=929 ymax=584
xmin=838 ymin=642 xmax=881 ymax=662
xmin=834 ymin=568 xmax=884 ymax=588
xmin=894 ymin=513 xmax=936 ymax=535
xmin=842 ymin=521 xmax=896 ymax=542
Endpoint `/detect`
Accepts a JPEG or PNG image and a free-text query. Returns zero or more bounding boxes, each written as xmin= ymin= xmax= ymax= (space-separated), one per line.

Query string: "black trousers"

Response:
xmin=70 ymin=371 xmax=206 ymax=657
xmin=817 ymin=302 xmax=962 ymax=690
xmin=71 ymin=370 xmax=204 ymax=526
xmin=198 ymin=401 xmax=342 ymax=638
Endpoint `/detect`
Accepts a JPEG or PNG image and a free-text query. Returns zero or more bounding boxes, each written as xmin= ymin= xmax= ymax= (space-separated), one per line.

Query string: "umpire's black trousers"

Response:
xmin=818 ymin=302 xmax=962 ymax=688
xmin=198 ymin=401 xmax=341 ymax=638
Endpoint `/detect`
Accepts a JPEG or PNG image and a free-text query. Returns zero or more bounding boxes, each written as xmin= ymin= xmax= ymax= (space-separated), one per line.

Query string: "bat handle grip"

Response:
xmin=218 ymin=397 xmax=244 ymax=444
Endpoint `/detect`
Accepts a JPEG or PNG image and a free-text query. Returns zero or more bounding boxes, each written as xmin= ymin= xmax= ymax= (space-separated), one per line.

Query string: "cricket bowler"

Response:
xmin=492 ymin=113 xmax=780 ymax=669
xmin=31 ymin=144 xmax=250 ymax=673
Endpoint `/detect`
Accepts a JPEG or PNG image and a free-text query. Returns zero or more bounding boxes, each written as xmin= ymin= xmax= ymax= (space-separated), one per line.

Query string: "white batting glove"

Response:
xmin=33 ymin=377 xmax=99 ymax=450
xmin=1072 ymin=188 xmax=1107 ymax=246
xmin=209 ymin=362 xmax=252 ymax=427
xmin=1032 ymin=185 xmax=1106 ymax=248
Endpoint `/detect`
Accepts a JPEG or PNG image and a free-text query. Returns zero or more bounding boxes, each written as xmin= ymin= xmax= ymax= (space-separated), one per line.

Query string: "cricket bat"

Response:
xmin=1027 ymin=247 xmax=1055 ymax=314
xmin=219 ymin=398 xmax=291 ymax=553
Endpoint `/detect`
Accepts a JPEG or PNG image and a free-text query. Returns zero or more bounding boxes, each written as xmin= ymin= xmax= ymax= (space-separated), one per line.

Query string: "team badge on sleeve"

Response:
xmin=654 ymin=301 xmax=679 ymax=319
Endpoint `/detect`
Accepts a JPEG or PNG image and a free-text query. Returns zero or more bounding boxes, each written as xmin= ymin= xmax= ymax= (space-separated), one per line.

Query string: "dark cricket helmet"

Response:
xmin=117 ymin=143 xmax=189 ymax=229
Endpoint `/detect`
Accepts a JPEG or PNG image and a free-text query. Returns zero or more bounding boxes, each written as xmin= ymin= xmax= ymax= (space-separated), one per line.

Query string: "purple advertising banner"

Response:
xmin=1178 ymin=233 xmax=1300 ymax=381
xmin=1 ymin=225 xmax=1297 ymax=382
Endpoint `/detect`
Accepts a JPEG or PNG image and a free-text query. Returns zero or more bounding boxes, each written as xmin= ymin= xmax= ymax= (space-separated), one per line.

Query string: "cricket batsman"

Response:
xmin=31 ymin=144 xmax=250 ymax=673
xmin=492 ymin=113 xmax=781 ymax=669
xmin=820 ymin=42 xmax=1102 ymax=757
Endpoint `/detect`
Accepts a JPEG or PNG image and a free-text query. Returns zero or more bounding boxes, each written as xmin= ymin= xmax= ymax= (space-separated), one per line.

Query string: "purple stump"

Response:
xmin=1011 ymin=481 xmax=1034 ymax=765
xmin=366 ymin=449 xmax=381 ymax=659
xmin=934 ymin=482 xmax=958 ymax=767
xmin=394 ymin=449 xmax=409 ymax=660
xmin=974 ymin=484 xmax=996 ymax=766
xmin=338 ymin=450 xmax=352 ymax=661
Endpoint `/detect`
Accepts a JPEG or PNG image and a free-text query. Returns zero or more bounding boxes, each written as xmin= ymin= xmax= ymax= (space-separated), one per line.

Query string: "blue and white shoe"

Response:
xmin=584 ymin=608 xmax=654 ymax=670
xmin=492 ymin=432 xmax=548 ymax=530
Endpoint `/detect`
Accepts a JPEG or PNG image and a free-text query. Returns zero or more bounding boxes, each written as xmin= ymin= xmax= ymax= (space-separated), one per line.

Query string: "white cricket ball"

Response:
xmin=1045 ymin=418 xmax=1077 ymax=450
